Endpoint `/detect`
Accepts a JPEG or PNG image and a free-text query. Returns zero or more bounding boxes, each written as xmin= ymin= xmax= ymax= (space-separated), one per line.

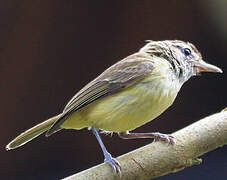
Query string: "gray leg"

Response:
xmin=91 ymin=127 xmax=121 ymax=175
xmin=119 ymin=131 xmax=176 ymax=145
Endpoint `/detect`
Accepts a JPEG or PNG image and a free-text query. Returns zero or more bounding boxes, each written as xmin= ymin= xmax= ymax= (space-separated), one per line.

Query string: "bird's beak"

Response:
xmin=194 ymin=60 xmax=223 ymax=73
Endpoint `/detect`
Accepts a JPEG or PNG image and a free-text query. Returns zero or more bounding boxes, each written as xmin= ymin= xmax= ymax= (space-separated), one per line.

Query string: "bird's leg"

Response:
xmin=91 ymin=127 xmax=121 ymax=175
xmin=118 ymin=131 xmax=176 ymax=145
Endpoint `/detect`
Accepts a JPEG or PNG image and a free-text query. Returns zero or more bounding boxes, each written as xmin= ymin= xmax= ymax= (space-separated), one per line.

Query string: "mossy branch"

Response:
xmin=63 ymin=108 xmax=227 ymax=180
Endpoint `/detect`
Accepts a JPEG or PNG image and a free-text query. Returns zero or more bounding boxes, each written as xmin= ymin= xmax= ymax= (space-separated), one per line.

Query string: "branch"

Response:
xmin=63 ymin=108 xmax=227 ymax=180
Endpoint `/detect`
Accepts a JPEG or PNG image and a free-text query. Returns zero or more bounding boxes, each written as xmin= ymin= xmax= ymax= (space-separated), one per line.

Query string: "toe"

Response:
xmin=105 ymin=157 xmax=122 ymax=176
xmin=169 ymin=136 xmax=176 ymax=145
xmin=153 ymin=133 xmax=176 ymax=145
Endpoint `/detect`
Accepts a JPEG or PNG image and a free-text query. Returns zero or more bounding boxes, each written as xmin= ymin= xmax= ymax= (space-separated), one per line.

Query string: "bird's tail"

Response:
xmin=6 ymin=114 xmax=62 ymax=150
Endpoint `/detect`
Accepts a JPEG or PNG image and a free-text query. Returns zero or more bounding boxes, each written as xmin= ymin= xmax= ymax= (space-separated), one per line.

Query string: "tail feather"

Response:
xmin=6 ymin=114 xmax=62 ymax=150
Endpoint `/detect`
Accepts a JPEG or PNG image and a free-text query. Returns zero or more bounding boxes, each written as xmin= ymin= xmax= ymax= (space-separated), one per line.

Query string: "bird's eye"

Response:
xmin=183 ymin=48 xmax=191 ymax=56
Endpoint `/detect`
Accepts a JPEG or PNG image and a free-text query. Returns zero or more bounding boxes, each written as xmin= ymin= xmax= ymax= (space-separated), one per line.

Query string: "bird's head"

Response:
xmin=140 ymin=40 xmax=222 ymax=83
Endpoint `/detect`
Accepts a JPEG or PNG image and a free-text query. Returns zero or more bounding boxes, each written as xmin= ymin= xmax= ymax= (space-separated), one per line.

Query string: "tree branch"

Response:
xmin=63 ymin=108 xmax=227 ymax=180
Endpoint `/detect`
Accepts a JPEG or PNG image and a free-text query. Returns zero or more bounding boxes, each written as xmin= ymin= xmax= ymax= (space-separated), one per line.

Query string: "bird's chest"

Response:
xmin=127 ymin=80 xmax=179 ymax=124
xmin=92 ymin=77 xmax=180 ymax=132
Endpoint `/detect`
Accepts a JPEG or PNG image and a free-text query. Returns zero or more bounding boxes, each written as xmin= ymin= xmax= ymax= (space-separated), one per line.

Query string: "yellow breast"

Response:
xmin=61 ymin=58 xmax=182 ymax=132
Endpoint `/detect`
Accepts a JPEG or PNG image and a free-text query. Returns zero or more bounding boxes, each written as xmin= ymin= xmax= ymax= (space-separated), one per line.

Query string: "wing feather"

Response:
xmin=46 ymin=52 xmax=154 ymax=136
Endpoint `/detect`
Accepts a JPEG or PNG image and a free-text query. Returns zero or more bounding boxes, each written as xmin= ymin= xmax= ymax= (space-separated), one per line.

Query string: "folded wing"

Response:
xmin=46 ymin=52 xmax=154 ymax=136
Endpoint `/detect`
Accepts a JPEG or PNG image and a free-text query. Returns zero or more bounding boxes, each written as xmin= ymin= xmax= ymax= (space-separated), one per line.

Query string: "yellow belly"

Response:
xmin=61 ymin=77 xmax=179 ymax=132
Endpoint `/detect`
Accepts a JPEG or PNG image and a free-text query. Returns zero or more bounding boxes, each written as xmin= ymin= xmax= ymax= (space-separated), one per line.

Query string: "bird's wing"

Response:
xmin=46 ymin=52 xmax=154 ymax=136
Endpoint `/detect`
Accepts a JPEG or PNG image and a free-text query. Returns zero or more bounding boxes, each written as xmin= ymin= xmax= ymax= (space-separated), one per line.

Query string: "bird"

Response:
xmin=6 ymin=40 xmax=222 ymax=175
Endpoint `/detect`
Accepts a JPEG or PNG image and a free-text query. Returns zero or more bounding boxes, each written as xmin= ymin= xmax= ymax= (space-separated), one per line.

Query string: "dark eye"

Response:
xmin=183 ymin=48 xmax=191 ymax=56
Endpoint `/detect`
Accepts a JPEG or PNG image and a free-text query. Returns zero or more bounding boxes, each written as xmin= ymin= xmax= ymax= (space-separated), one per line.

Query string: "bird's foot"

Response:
xmin=104 ymin=152 xmax=121 ymax=176
xmin=152 ymin=132 xmax=176 ymax=145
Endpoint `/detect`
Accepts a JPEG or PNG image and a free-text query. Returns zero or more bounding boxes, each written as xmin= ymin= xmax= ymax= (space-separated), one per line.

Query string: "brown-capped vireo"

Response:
xmin=6 ymin=40 xmax=222 ymax=175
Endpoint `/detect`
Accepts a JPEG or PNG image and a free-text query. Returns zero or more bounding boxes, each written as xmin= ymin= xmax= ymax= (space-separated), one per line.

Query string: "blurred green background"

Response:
xmin=1 ymin=1 xmax=226 ymax=179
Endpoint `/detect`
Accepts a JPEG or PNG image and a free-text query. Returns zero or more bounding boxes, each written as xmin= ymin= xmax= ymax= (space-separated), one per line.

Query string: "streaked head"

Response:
xmin=140 ymin=40 xmax=222 ymax=82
